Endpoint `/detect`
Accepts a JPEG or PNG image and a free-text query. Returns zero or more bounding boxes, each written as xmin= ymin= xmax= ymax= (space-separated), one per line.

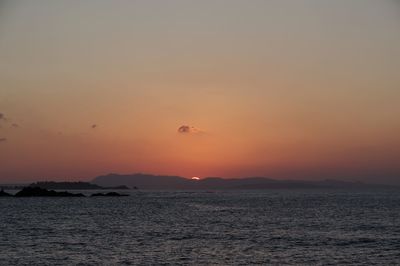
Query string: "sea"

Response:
xmin=1 ymin=189 xmax=400 ymax=265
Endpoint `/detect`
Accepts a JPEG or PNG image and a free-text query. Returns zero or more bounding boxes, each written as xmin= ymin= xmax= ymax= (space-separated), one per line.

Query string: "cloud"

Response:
xmin=177 ymin=125 xmax=203 ymax=134
xmin=0 ymin=114 xmax=20 ymax=128
xmin=0 ymin=113 xmax=12 ymax=124
xmin=0 ymin=138 xmax=6 ymax=142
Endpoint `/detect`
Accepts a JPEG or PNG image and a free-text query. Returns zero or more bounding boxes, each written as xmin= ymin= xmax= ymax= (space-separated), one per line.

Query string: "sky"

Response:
xmin=0 ymin=0 xmax=399 ymax=183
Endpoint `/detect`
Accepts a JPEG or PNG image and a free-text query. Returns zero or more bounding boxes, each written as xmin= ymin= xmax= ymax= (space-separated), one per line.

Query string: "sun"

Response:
xmin=191 ymin=176 xmax=200 ymax=181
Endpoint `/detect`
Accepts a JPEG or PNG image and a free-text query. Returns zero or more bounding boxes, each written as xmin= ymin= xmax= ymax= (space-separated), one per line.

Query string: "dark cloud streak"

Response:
xmin=177 ymin=125 xmax=203 ymax=134
xmin=178 ymin=125 xmax=191 ymax=133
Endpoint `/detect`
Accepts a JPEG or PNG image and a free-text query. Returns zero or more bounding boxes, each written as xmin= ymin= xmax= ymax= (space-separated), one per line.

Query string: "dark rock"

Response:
xmin=29 ymin=181 xmax=102 ymax=190
xmin=0 ymin=189 xmax=12 ymax=197
xmin=29 ymin=181 xmax=130 ymax=190
xmin=106 ymin=185 xmax=130 ymax=190
xmin=15 ymin=187 xmax=85 ymax=197
xmin=90 ymin=192 xmax=129 ymax=197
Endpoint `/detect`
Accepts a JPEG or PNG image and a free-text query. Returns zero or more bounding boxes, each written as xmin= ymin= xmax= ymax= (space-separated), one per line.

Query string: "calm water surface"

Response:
xmin=1 ymin=189 xmax=400 ymax=265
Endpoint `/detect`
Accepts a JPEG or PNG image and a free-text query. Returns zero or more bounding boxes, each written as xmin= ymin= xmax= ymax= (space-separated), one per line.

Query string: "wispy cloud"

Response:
xmin=0 ymin=113 xmax=21 ymax=128
xmin=0 ymin=138 xmax=7 ymax=142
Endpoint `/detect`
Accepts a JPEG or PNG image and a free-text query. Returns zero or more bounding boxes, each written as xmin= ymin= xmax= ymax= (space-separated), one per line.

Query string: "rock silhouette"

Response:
xmin=90 ymin=192 xmax=129 ymax=197
xmin=0 ymin=189 xmax=12 ymax=197
xmin=29 ymin=181 xmax=129 ymax=190
xmin=15 ymin=187 xmax=85 ymax=197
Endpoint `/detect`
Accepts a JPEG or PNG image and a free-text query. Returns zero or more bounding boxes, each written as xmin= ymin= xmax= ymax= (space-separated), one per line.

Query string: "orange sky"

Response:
xmin=0 ymin=1 xmax=399 ymax=183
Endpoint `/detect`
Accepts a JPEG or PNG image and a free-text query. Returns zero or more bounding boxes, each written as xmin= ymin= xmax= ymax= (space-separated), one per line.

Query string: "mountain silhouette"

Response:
xmin=91 ymin=173 xmax=384 ymax=190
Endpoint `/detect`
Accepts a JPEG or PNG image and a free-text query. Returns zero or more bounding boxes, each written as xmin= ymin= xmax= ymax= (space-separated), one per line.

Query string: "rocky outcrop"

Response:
xmin=29 ymin=181 xmax=130 ymax=190
xmin=90 ymin=192 xmax=129 ymax=197
xmin=14 ymin=187 xmax=85 ymax=197
xmin=0 ymin=189 xmax=12 ymax=197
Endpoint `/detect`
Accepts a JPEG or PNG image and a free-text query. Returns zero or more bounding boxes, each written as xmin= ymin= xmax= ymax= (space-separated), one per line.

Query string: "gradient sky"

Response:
xmin=0 ymin=0 xmax=399 ymax=183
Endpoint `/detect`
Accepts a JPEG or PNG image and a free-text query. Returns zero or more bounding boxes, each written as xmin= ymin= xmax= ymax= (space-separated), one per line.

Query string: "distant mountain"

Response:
xmin=91 ymin=173 xmax=388 ymax=190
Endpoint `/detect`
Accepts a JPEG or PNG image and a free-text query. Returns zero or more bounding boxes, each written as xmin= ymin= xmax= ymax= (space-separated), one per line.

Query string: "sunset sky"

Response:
xmin=0 ymin=0 xmax=399 ymax=183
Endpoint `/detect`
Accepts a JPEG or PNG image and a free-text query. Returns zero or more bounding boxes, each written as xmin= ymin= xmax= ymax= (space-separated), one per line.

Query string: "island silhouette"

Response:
xmin=1 ymin=174 xmax=394 ymax=197
xmin=28 ymin=181 xmax=129 ymax=190
xmin=15 ymin=187 xmax=85 ymax=197
xmin=92 ymin=173 xmax=390 ymax=190
xmin=0 ymin=187 xmax=128 ymax=197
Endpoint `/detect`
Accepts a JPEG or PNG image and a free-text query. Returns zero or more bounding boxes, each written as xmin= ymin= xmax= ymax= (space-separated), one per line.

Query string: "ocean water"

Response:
xmin=1 ymin=189 xmax=400 ymax=265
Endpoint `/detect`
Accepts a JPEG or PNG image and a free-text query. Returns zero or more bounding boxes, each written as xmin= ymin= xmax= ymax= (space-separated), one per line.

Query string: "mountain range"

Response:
xmin=91 ymin=173 xmax=390 ymax=190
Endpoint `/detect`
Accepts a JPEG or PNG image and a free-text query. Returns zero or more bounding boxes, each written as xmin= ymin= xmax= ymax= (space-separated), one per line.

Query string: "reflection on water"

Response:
xmin=1 ymin=189 xmax=400 ymax=265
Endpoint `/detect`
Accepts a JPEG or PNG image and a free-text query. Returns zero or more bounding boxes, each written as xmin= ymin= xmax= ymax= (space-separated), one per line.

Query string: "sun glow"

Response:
xmin=191 ymin=176 xmax=200 ymax=181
